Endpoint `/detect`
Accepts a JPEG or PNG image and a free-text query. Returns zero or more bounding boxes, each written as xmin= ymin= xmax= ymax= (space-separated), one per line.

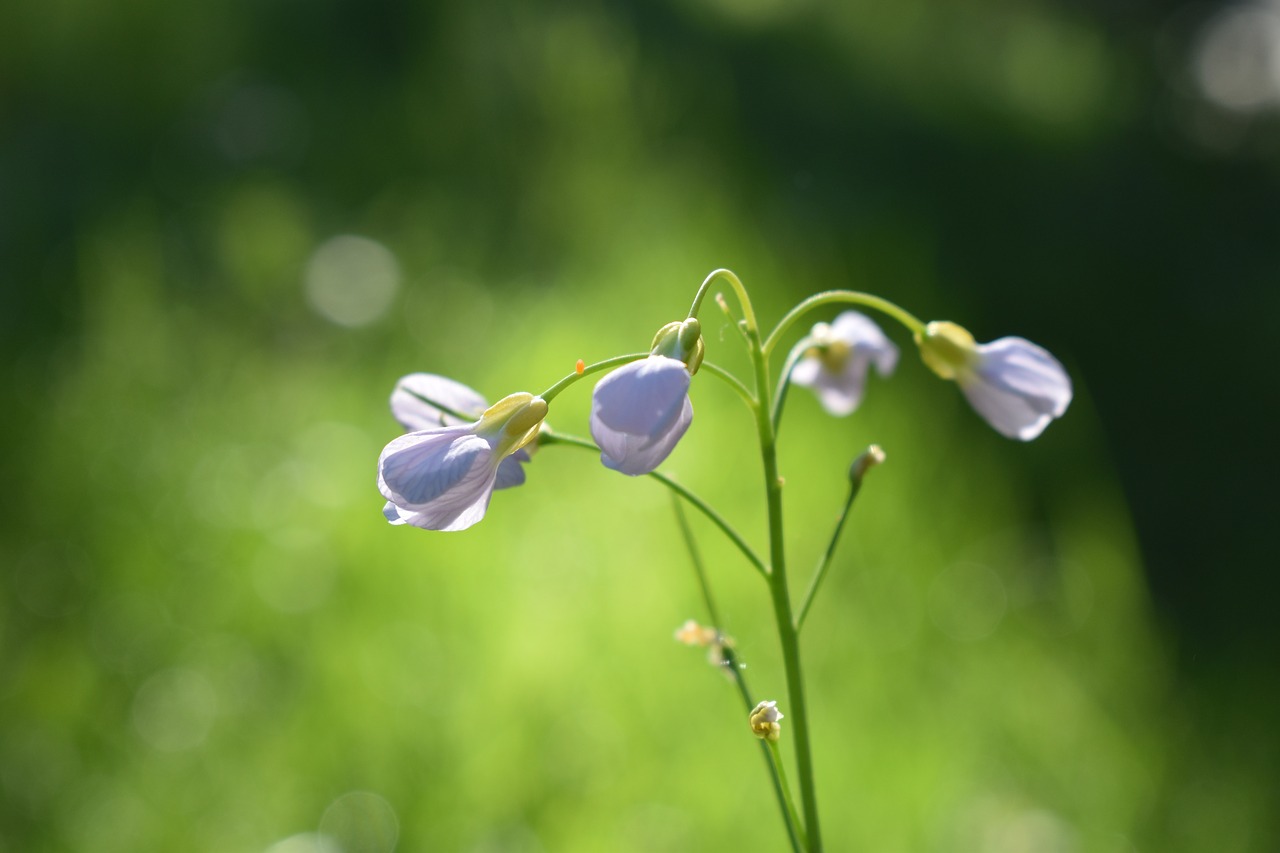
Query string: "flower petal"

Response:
xmin=591 ymin=356 xmax=691 ymax=437
xmin=959 ymin=337 xmax=1072 ymax=440
xmin=391 ymin=373 xmax=489 ymax=431
xmin=377 ymin=428 xmax=502 ymax=530
xmin=494 ymin=450 xmax=529 ymax=490
xmin=595 ymin=395 xmax=693 ymax=475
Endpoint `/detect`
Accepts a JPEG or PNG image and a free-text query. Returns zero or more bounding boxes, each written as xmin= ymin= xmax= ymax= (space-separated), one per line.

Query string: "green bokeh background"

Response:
xmin=3 ymin=1 xmax=1277 ymax=850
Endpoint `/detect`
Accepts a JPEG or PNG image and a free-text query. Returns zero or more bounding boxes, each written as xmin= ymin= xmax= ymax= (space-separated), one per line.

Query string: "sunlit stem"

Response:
xmin=771 ymin=336 xmax=814 ymax=436
xmin=670 ymin=496 xmax=805 ymax=853
xmin=540 ymin=353 xmax=649 ymax=403
xmin=769 ymin=740 xmax=809 ymax=852
xmin=700 ymin=361 xmax=758 ymax=412
xmin=763 ymin=291 xmax=925 ymax=357
xmin=689 ymin=268 xmax=758 ymax=334
xmin=538 ymin=429 xmax=768 ymax=580
xmin=795 ymin=474 xmax=862 ymax=632
xmin=745 ymin=315 xmax=824 ymax=850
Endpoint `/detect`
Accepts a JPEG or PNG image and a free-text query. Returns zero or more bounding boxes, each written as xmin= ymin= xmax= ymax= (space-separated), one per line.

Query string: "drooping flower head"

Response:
xmin=390 ymin=373 xmax=532 ymax=489
xmin=792 ymin=311 xmax=899 ymax=416
xmin=378 ymin=392 xmax=548 ymax=531
xmin=915 ymin=321 xmax=1072 ymax=441
xmin=749 ymin=700 xmax=784 ymax=742
xmin=590 ymin=318 xmax=702 ymax=476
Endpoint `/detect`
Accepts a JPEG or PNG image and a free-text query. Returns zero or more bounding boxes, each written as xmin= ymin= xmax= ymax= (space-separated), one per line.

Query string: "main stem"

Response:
xmin=748 ymin=329 xmax=823 ymax=851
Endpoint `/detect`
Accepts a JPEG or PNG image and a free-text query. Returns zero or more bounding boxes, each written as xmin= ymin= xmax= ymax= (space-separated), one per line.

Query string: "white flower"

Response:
xmin=791 ymin=311 xmax=898 ymax=416
xmin=917 ymin=321 xmax=1072 ymax=441
xmin=390 ymin=373 xmax=531 ymax=489
xmin=590 ymin=355 xmax=693 ymax=476
xmin=749 ymin=700 xmax=784 ymax=742
xmin=378 ymin=392 xmax=547 ymax=531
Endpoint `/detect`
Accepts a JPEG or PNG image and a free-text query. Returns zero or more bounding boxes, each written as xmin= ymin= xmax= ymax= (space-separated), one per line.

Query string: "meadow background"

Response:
xmin=2 ymin=0 xmax=1277 ymax=850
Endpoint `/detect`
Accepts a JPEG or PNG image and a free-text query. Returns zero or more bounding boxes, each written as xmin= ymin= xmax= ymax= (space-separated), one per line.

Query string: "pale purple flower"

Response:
xmin=590 ymin=355 xmax=692 ymax=476
xmin=390 ymin=373 xmax=530 ymax=489
xmin=917 ymin=321 xmax=1072 ymax=441
xmin=791 ymin=311 xmax=898 ymax=416
xmin=378 ymin=392 xmax=547 ymax=531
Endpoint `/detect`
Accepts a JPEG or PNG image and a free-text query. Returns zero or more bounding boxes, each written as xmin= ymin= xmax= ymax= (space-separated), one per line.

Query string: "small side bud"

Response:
xmin=749 ymin=700 xmax=784 ymax=742
xmin=849 ymin=444 xmax=886 ymax=484
xmin=650 ymin=318 xmax=705 ymax=374
xmin=575 ymin=358 xmax=585 ymax=374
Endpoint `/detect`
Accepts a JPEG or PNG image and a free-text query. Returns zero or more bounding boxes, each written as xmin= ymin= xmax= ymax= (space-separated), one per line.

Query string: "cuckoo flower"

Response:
xmin=791 ymin=311 xmax=898 ymax=416
xmin=916 ymin=321 xmax=1072 ymax=440
xmin=390 ymin=373 xmax=531 ymax=489
xmin=590 ymin=318 xmax=702 ymax=476
xmin=378 ymin=392 xmax=548 ymax=531
xmin=749 ymin=700 xmax=784 ymax=742
xmin=590 ymin=355 xmax=693 ymax=476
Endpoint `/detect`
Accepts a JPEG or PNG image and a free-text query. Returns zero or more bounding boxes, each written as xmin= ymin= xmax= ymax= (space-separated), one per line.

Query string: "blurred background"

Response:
xmin=2 ymin=0 xmax=1277 ymax=850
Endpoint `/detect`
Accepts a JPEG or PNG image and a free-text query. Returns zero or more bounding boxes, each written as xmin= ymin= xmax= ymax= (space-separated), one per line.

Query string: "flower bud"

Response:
xmin=749 ymin=700 xmax=784 ymax=742
xmin=476 ymin=393 xmax=549 ymax=458
xmin=650 ymin=318 xmax=705 ymax=375
xmin=849 ymin=444 xmax=886 ymax=484
xmin=914 ymin=321 xmax=976 ymax=381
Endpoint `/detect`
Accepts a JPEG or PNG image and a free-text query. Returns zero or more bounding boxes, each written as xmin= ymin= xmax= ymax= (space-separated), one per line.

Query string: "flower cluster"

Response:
xmin=376 ymin=284 xmax=1072 ymax=533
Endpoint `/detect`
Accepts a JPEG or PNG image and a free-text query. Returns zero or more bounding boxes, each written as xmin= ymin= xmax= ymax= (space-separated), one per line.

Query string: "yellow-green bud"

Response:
xmin=915 ymin=321 xmax=977 ymax=381
xmin=650 ymin=318 xmax=705 ymax=375
xmin=749 ymin=700 xmax=784 ymax=742
xmin=477 ymin=392 xmax=549 ymax=457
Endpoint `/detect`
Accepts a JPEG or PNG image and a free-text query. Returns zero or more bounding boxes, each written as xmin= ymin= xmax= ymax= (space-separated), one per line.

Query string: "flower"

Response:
xmin=378 ymin=392 xmax=548 ymax=531
xmin=791 ymin=311 xmax=898 ymax=416
xmin=749 ymin=700 xmax=784 ymax=742
xmin=390 ymin=373 xmax=531 ymax=489
xmin=590 ymin=355 xmax=693 ymax=476
xmin=916 ymin=321 xmax=1072 ymax=440
xmin=674 ymin=619 xmax=736 ymax=668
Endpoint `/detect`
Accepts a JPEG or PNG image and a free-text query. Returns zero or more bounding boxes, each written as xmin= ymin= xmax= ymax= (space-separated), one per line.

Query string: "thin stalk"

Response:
xmin=538 ymin=429 xmax=768 ymax=580
xmin=770 ymin=336 xmax=814 ymax=436
xmin=795 ymin=477 xmax=860 ymax=632
xmin=688 ymin=268 xmax=758 ymax=333
xmin=769 ymin=740 xmax=809 ymax=852
xmin=540 ymin=353 xmax=649 ymax=403
xmin=763 ymin=291 xmax=925 ymax=357
xmin=670 ymin=496 xmax=805 ymax=853
xmin=745 ymin=325 xmax=824 ymax=851
xmin=699 ymin=361 xmax=758 ymax=412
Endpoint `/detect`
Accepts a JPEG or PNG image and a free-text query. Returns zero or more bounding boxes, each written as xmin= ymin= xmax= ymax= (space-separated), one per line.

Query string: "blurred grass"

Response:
xmin=3 ymin=0 xmax=1278 ymax=851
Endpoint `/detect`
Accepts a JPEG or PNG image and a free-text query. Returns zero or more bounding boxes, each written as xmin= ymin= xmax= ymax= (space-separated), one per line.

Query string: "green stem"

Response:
xmin=540 ymin=353 xmax=649 ymax=403
xmin=763 ymin=291 xmax=925 ymax=357
xmin=769 ymin=740 xmax=809 ymax=852
xmin=670 ymin=497 xmax=805 ymax=853
xmin=770 ymin=336 xmax=814 ymax=437
xmin=699 ymin=361 xmax=757 ymax=412
xmin=745 ymin=324 xmax=824 ymax=851
xmin=795 ymin=475 xmax=861 ymax=632
xmin=538 ymin=429 xmax=768 ymax=580
xmin=688 ymin=268 xmax=758 ymax=333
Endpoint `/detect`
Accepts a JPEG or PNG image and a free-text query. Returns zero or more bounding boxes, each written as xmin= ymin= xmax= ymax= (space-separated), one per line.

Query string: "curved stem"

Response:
xmin=763 ymin=291 xmax=925 ymax=357
xmin=771 ymin=336 xmax=814 ymax=437
xmin=670 ymin=497 xmax=805 ymax=853
xmin=538 ymin=429 xmax=768 ymax=580
xmin=689 ymin=269 xmax=758 ymax=334
xmin=540 ymin=353 xmax=649 ymax=403
xmin=699 ymin=361 xmax=758 ymax=412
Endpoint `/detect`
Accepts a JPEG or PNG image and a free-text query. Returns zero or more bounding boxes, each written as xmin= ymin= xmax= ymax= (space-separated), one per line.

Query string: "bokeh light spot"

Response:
xmin=264 ymin=832 xmax=342 ymax=853
xmin=131 ymin=667 xmax=218 ymax=752
xmin=928 ymin=561 xmax=1008 ymax=642
xmin=1194 ymin=5 xmax=1280 ymax=112
xmin=305 ymin=235 xmax=400 ymax=327
xmin=318 ymin=791 xmax=399 ymax=853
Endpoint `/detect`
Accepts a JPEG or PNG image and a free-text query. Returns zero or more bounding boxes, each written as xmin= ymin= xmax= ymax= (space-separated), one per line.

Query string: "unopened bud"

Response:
xmin=849 ymin=444 xmax=886 ymax=483
xmin=749 ymin=700 xmax=784 ymax=742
